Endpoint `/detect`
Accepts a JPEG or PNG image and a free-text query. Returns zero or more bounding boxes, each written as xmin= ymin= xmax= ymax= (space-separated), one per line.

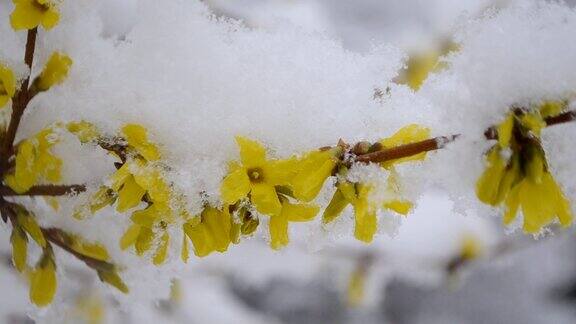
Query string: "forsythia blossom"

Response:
xmin=10 ymin=0 xmax=60 ymax=31
xmin=4 ymin=126 xmax=62 ymax=193
xmin=476 ymin=102 xmax=573 ymax=234
xmin=323 ymin=125 xmax=431 ymax=243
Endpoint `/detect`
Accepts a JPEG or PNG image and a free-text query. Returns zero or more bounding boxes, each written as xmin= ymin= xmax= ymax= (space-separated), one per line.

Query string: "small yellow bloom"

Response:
xmin=477 ymin=108 xmax=573 ymax=234
xmin=183 ymin=207 xmax=232 ymax=257
xmin=36 ymin=52 xmax=72 ymax=91
xmin=221 ymin=136 xmax=296 ymax=216
xmin=10 ymin=0 xmax=60 ymax=31
xmin=0 ymin=63 xmax=16 ymax=108
xmin=4 ymin=127 xmax=62 ymax=193
xmin=323 ymin=181 xmax=378 ymax=243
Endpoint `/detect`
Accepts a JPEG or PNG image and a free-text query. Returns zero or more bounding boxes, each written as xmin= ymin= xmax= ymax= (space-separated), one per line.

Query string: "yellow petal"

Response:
xmin=11 ymin=227 xmax=28 ymax=273
xmin=283 ymin=202 xmax=319 ymax=222
xmin=269 ymin=213 xmax=288 ymax=250
xmin=67 ymin=121 xmax=100 ymax=143
xmin=116 ymin=176 xmax=146 ymax=212
xmin=322 ymin=189 xmax=349 ymax=224
xmin=153 ymin=232 xmax=170 ymax=265
xmin=539 ymin=100 xmax=566 ymax=118
xmin=476 ymin=148 xmax=507 ymax=206
xmin=135 ymin=227 xmax=154 ymax=256
xmin=40 ymin=6 xmax=59 ymax=30
xmin=383 ymin=200 xmax=413 ymax=216
xmin=181 ymin=234 xmax=190 ymax=263
xmin=132 ymin=166 xmax=171 ymax=203
xmin=235 ymin=136 xmax=266 ymax=169
xmin=183 ymin=223 xmax=214 ymax=257
xmin=251 ymin=183 xmax=282 ymax=216
xmin=37 ymin=52 xmax=72 ymax=91
xmin=220 ymin=167 xmax=251 ymax=204
xmin=0 ymin=64 xmax=16 ymax=108
xmin=10 ymin=0 xmax=44 ymax=30
xmin=17 ymin=211 xmax=46 ymax=248
xmin=203 ymin=207 xmax=231 ymax=252
xmin=130 ymin=207 xmax=158 ymax=227
xmin=347 ymin=266 xmax=366 ymax=307
xmin=497 ymin=114 xmax=514 ymax=148
xmin=353 ymin=186 xmax=377 ymax=243
xmin=72 ymin=240 xmax=109 ymax=262
xmin=263 ymin=158 xmax=300 ymax=185
xmin=503 ymin=184 xmax=520 ymax=225
xmin=29 ymin=257 xmax=57 ymax=307
xmin=401 ymin=51 xmax=440 ymax=90
xmin=120 ymin=224 xmax=141 ymax=250
xmin=122 ymin=124 xmax=161 ymax=161
xmin=291 ymin=149 xmax=337 ymax=202
xmin=89 ymin=187 xmax=116 ymax=214
xmin=519 ymin=178 xmax=557 ymax=234
xmin=97 ymin=269 xmax=129 ymax=294
xmin=109 ymin=163 xmax=132 ymax=191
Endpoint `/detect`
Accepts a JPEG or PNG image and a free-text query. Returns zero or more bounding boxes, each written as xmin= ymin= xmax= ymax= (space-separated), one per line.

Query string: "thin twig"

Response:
xmin=484 ymin=109 xmax=576 ymax=140
xmin=0 ymin=184 xmax=86 ymax=196
xmin=355 ymin=135 xmax=459 ymax=164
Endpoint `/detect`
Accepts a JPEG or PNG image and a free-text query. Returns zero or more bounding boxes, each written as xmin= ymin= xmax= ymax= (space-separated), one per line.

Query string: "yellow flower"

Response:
xmin=183 ymin=207 xmax=232 ymax=257
xmin=36 ymin=52 xmax=72 ymax=91
xmin=119 ymin=205 xmax=172 ymax=265
xmin=10 ymin=0 xmax=60 ymax=31
xmin=269 ymin=199 xmax=319 ymax=250
xmin=477 ymin=108 xmax=573 ymax=234
xmin=4 ymin=127 xmax=62 ymax=193
xmin=221 ymin=136 xmax=296 ymax=216
xmin=0 ymin=64 xmax=16 ymax=108
xmin=323 ymin=181 xmax=378 ymax=243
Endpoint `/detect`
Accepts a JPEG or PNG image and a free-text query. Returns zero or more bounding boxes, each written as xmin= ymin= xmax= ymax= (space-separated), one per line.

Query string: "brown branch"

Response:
xmin=355 ymin=135 xmax=459 ymax=164
xmin=484 ymin=109 xmax=576 ymax=140
xmin=0 ymin=184 xmax=86 ymax=196
xmin=0 ymin=28 xmax=38 ymax=175
xmin=42 ymin=227 xmax=114 ymax=272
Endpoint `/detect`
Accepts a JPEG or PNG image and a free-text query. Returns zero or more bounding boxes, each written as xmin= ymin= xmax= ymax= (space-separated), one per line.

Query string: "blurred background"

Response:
xmin=3 ymin=0 xmax=576 ymax=323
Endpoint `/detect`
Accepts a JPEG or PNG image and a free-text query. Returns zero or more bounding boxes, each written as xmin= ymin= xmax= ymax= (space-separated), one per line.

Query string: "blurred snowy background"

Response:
xmin=2 ymin=0 xmax=576 ymax=323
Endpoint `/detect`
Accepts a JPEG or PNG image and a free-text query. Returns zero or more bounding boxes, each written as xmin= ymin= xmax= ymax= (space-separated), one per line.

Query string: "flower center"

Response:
xmin=247 ymin=167 xmax=264 ymax=183
xmin=32 ymin=0 xmax=51 ymax=12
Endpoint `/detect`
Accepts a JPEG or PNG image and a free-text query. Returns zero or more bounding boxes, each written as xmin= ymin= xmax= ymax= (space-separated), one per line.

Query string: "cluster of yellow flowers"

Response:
xmin=476 ymin=102 xmax=573 ymax=234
